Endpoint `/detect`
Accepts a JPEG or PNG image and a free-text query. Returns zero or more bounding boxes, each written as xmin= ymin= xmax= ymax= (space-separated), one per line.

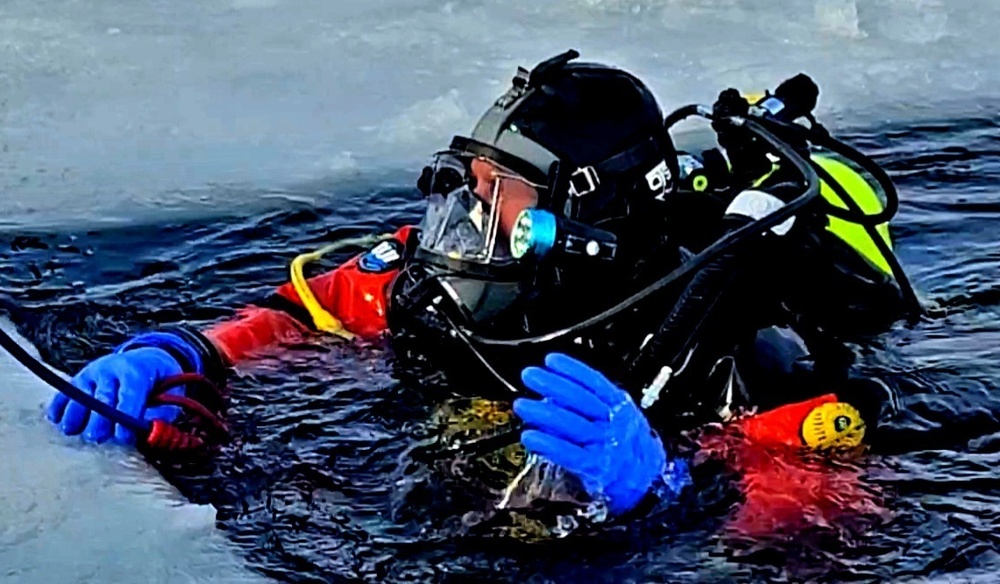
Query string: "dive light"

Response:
xmin=510 ymin=208 xmax=617 ymax=261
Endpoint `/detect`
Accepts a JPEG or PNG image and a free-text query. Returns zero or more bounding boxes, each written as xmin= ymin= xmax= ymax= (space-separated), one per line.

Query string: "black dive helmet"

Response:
xmin=389 ymin=50 xmax=680 ymax=348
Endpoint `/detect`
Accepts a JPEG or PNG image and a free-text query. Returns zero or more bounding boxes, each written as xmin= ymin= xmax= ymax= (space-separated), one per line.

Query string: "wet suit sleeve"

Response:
xmin=203 ymin=304 xmax=311 ymax=366
xmin=202 ymin=225 xmax=415 ymax=365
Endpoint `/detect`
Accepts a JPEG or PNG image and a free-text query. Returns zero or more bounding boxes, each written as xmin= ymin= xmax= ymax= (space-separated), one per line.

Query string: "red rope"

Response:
xmin=150 ymin=393 xmax=229 ymax=435
xmin=150 ymin=372 xmax=225 ymax=404
xmin=147 ymin=420 xmax=205 ymax=450
xmin=143 ymin=373 xmax=230 ymax=451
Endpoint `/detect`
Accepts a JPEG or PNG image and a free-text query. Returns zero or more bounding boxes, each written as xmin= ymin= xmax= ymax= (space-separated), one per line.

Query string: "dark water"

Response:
xmin=2 ymin=116 xmax=1000 ymax=583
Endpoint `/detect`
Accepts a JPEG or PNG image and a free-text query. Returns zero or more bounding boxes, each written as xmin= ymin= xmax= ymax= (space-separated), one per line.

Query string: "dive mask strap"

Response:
xmin=562 ymin=135 xmax=667 ymax=219
xmin=567 ymin=135 xmax=664 ymax=199
xmin=568 ymin=165 xmax=601 ymax=198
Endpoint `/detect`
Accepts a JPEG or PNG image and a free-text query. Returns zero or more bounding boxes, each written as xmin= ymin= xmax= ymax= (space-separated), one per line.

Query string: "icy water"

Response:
xmin=2 ymin=1 xmax=1000 ymax=582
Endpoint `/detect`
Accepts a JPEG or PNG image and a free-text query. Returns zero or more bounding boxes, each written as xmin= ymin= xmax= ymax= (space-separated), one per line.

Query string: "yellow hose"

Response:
xmin=289 ymin=233 xmax=390 ymax=340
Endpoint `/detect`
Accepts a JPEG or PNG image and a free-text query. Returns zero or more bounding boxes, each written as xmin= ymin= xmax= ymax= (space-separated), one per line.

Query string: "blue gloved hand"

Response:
xmin=47 ymin=347 xmax=185 ymax=445
xmin=515 ymin=353 xmax=687 ymax=516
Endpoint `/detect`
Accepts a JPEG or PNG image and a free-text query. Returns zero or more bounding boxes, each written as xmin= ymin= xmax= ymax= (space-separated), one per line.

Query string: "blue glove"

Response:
xmin=47 ymin=336 xmax=196 ymax=445
xmin=514 ymin=353 xmax=689 ymax=516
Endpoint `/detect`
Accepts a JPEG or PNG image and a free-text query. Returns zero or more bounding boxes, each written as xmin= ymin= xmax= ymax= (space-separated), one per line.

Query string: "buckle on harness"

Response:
xmin=568 ymin=166 xmax=600 ymax=197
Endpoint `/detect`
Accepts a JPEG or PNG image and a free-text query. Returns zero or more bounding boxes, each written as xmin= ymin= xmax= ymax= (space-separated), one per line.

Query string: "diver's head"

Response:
xmin=391 ymin=50 xmax=679 ymax=338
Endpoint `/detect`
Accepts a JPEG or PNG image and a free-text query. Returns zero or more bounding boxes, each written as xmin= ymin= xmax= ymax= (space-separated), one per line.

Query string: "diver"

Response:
xmin=43 ymin=50 xmax=918 ymax=528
